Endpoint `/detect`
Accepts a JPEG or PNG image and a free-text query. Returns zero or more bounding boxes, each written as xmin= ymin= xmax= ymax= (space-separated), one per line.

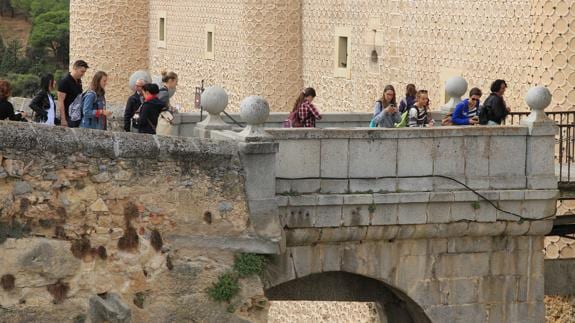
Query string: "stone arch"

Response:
xmin=265 ymin=271 xmax=431 ymax=323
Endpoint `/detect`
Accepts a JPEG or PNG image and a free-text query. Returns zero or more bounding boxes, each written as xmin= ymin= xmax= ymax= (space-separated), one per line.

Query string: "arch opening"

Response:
xmin=265 ymin=271 xmax=431 ymax=323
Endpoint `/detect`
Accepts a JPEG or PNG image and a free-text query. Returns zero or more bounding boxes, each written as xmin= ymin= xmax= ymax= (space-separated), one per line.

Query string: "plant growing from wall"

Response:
xmin=207 ymin=253 xmax=269 ymax=305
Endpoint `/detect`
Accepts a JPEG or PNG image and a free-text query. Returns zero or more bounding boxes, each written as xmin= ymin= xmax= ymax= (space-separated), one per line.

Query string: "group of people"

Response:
xmin=0 ymin=59 xmax=179 ymax=135
xmin=284 ymin=79 xmax=509 ymax=129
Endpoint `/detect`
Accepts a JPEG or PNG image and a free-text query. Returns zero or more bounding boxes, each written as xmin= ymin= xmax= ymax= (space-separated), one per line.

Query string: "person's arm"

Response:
xmin=372 ymin=109 xmax=385 ymax=125
xmin=139 ymin=104 xmax=150 ymax=129
xmin=82 ymin=92 xmax=97 ymax=119
xmin=29 ymin=91 xmax=47 ymax=121
xmin=408 ymin=107 xmax=418 ymax=127
xmin=6 ymin=102 xmax=23 ymax=121
xmin=373 ymin=101 xmax=382 ymax=117
xmin=308 ymin=102 xmax=322 ymax=120
xmin=451 ymin=102 xmax=469 ymax=125
xmin=57 ymin=91 xmax=67 ymax=126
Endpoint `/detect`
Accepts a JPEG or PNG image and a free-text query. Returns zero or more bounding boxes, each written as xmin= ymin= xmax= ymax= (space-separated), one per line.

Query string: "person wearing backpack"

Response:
xmin=451 ymin=87 xmax=482 ymax=125
xmin=408 ymin=90 xmax=434 ymax=127
xmin=287 ymin=87 xmax=321 ymax=128
xmin=398 ymin=83 xmax=417 ymax=114
xmin=57 ymin=60 xmax=88 ymax=128
xmin=479 ymin=79 xmax=510 ymax=125
xmin=139 ymin=84 xmax=165 ymax=134
xmin=372 ymin=85 xmax=401 ymax=128
xmin=80 ymin=71 xmax=112 ymax=130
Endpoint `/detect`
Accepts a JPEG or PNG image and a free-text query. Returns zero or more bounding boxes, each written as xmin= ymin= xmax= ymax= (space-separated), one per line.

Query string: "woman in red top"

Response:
xmin=288 ymin=87 xmax=322 ymax=128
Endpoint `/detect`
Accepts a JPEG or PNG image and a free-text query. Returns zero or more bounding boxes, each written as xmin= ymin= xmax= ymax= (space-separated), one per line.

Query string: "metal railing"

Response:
xmin=506 ymin=111 xmax=575 ymax=186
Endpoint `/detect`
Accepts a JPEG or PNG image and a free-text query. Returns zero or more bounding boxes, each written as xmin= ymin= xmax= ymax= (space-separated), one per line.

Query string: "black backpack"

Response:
xmin=478 ymin=94 xmax=495 ymax=125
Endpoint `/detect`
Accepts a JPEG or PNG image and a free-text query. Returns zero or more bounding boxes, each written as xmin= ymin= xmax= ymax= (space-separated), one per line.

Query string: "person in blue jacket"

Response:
xmin=452 ymin=87 xmax=482 ymax=125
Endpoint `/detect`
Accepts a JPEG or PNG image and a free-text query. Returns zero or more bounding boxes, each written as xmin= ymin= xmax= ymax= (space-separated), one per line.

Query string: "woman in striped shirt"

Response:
xmin=408 ymin=90 xmax=434 ymax=127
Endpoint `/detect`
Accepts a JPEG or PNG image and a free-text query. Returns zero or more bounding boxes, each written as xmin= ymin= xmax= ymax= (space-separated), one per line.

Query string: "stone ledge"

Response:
xmin=0 ymin=121 xmax=238 ymax=161
xmin=285 ymin=221 xmax=554 ymax=246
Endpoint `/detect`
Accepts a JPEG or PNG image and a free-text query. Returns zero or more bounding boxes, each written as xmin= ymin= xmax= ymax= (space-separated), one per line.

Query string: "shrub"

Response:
xmin=233 ymin=253 xmax=267 ymax=278
xmin=207 ymin=272 xmax=239 ymax=302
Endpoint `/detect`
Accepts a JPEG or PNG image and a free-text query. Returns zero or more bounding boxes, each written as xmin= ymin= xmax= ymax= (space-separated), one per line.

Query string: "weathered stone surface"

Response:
xmin=89 ymin=293 xmax=132 ymax=323
xmin=12 ymin=181 xmax=32 ymax=196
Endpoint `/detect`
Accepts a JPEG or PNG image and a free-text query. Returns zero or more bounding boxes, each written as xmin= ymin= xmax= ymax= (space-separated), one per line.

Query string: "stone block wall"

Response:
xmin=0 ymin=122 xmax=271 ymax=322
xmin=266 ymin=234 xmax=547 ymax=323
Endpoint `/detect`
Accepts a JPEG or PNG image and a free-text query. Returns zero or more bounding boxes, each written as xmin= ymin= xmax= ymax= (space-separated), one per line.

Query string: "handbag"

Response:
xmin=131 ymin=103 xmax=143 ymax=129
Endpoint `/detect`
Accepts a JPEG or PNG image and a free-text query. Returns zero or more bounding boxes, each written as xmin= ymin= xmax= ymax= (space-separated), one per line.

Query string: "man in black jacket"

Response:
xmin=124 ymin=79 xmax=146 ymax=132
xmin=480 ymin=79 xmax=510 ymax=125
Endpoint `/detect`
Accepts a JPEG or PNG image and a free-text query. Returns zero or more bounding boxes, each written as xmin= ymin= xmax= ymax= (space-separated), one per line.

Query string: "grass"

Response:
xmin=233 ymin=253 xmax=267 ymax=278
xmin=207 ymin=272 xmax=240 ymax=302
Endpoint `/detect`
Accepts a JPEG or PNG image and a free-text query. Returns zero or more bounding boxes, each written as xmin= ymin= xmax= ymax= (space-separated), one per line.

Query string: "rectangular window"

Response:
xmin=159 ymin=18 xmax=165 ymax=41
xmin=338 ymin=36 xmax=348 ymax=68
xmin=205 ymin=24 xmax=215 ymax=60
xmin=334 ymin=27 xmax=352 ymax=78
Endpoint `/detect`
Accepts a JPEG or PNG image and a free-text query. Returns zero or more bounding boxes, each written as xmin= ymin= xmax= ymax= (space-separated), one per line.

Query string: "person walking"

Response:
xmin=138 ymin=84 xmax=165 ymax=135
xmin=124 ymin=79 xmax=146 ymax=132
xmin=372 ymin=85 xmax=401 ymax=128
xmin=0 ymin=80 xmax=27 ymax=121
xmin=158 ymin=71 xmax=178 ymax=108
xmin=29 ymin=74 xmax=58 ymax=125
xmin=57 ymin=60 xmax=89 ymax=127
xmin=451 ymin=87 xmax=482 ymax=125
xmin=479 ymin=79 xmax=510 ymax=125
xmin=80 ymin=71 xmax=112 ymax=130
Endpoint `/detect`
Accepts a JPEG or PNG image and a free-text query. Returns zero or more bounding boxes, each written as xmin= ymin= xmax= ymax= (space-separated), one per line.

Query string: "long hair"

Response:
xmin=0 ymin=80 xmax=11 ymax=100
xmin=161 ymin=71 xmax=178 ymax=83
xmin=405 ymin=84 xmax=416 ymax=97
xmin=379 ymin=85 xmax=396 ymax=107
xmin=90 ymin=71 xmax=107 ymax=97
xmin=40 ymin=74 xmax=54 ymax=92
xmin=292 ymin=87 xmax=316 ymax=113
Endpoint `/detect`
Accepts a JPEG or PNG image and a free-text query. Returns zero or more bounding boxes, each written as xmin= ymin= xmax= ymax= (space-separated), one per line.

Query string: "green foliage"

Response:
xmin=207 ymin=272 xmax=240 ymax=303
xmin=368 ymin=203 xmax=377 ymax=213
xmin=233 ymin=253 xmax=267 ymax=278
xmin=5 ymin=72 xmax=40 ymax=97
xmin=471 ymin=201 xmax=481 ymax=210
xmin=29 ymin=9 xmax=69 ymax=64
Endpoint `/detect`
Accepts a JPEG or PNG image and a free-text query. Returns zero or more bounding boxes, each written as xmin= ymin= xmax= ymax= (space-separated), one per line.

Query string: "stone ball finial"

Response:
xmin=201 ymin=86 xmax=229 ymax=114
xmin=525 ymin=86 xmax=552 ymax=112
xmin=240 ymin=96 xmax=270 ymax=125
xmin=128 ymin=71 xmax=152 ymax=91
xmin=445 ymin=76 xmax=468 ymax=98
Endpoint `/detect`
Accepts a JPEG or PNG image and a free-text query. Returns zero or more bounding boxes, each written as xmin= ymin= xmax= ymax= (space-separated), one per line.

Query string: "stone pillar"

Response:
xmin=440 ymin=76 xmax=468 ymax=114
xmin=70 ymin=0 xmax=149 ymax=105
xmin=521 ymin=86 xmax=558 ymax=190
xmin=194 ymin=86 xmax=233 ymax=138
xmin=240 ymin=0 xmax=303 ymax=112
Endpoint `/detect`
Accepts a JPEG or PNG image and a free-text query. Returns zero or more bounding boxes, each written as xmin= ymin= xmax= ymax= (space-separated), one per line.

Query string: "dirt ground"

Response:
xmin=546 ymin=296 xmax=575 ymax=322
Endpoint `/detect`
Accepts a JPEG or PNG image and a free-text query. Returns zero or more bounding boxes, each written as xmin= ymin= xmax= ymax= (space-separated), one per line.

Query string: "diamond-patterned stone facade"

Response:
xmin=71 ymin=0 xmax=574 ymax=112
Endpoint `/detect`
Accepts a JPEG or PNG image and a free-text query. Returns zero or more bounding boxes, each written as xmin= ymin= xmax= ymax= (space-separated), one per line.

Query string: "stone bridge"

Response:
xmin=0 ymin=87 xmax=559 ymax=322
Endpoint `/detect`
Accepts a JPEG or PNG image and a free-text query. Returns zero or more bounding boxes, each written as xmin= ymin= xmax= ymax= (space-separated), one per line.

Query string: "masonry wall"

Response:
xmin=147 ymin=0 xmax=303 ymax=112
xmin=0 ymin=122 xmax=270 ymax=322
xmin=70 ymin=0 xmax=149 ymax=104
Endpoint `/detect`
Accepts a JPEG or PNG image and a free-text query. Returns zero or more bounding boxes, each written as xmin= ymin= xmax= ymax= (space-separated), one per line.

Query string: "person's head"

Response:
xmin=380 ymin=85 xmax=396 ymax=106
xmin=142 ymin=83 xmax=160 ymax=97
xmin=90 ymin=71 xmax=108 ymax=97
xmin=134 ymin=79 xmax=147 ymax=94
xmin=40 ymin=74 xmax=55 ymax=92
xmin=468 ymin=87 xmax=482 ymax=108
xmin=405 ymin=84 xmax=417 ymax=98
xmin=292 ymin=87 xmax=316 ymax=112
xmin=415 ymin=90 xmax=429 ymax=107
xmin=0 ymin=80 xmax=11 ymax=101
xmin=71 ymin=60 xmax=89 ymax=80
xmin=161 ymin=71 xmax=178 ymax=89
xmin=490 ymin=79 xmax=507 ymax=96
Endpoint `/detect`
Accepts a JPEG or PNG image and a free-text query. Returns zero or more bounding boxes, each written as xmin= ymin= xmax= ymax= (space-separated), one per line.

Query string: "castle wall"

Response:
xmin=147 ymin=0 xmax=303 ymax=112
xmin=69 ymin=0 xmax=149 ymax=105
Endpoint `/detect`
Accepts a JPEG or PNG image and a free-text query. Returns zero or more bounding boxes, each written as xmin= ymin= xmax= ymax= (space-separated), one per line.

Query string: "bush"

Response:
xmin=207 ymin=272 xmax=240 ymax=302
xmin=6 ymin=73 xmax=40 ymax=97
xmin=233 ymin=253 xmax=267 ymax=278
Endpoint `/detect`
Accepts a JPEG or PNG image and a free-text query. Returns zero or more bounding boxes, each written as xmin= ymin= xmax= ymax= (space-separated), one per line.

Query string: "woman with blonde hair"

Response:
xmin=80 ymin=71 xmax=112 ymax=130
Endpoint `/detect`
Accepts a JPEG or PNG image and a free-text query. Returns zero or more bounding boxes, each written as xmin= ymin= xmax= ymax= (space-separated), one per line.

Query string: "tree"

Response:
xmin=0 ymin=0 xmax=15 ymax=17
xmin=29 ymin=9 xmax=68 ymax=67
xmin=0 ymin=39 xmax=22 ymax=75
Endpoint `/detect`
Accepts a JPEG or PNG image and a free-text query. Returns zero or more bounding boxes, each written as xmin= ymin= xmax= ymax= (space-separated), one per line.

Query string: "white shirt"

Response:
xmin=46 ymin=94 xmax=55 ymax=125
